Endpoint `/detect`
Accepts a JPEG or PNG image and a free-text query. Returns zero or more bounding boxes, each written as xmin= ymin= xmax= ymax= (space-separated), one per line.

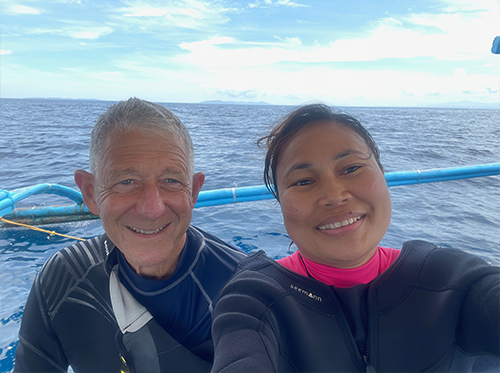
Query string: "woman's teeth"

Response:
xmin=131 ymin=226 xmax=165 ymax=235
xmin=317 ymin=217 xmax=361 ymax=231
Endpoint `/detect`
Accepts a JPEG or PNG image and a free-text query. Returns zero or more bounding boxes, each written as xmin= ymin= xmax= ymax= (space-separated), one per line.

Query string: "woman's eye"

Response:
xmin=342 ymin=166 xmax=361 ymax=175
xmin=293 ymin=179 xmax=312 ymax=186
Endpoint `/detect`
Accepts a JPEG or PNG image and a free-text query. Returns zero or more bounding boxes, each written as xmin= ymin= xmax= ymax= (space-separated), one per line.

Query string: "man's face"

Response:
xmin=80 ymin=129 xmax=204 ymax=280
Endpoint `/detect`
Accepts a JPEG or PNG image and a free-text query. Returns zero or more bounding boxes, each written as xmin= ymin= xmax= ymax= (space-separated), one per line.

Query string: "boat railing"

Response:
xmin=1 ymin=163 xmax=499 ymax=226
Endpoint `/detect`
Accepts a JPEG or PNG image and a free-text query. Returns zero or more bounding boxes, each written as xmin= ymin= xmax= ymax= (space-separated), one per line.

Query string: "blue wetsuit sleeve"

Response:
xmin=14 ymin=276 xmax=69 ymax=372
xmin=211 ymin=275 xmax=280 ymax=373
xmin=457 ymin=266 xmax=500 ymax=355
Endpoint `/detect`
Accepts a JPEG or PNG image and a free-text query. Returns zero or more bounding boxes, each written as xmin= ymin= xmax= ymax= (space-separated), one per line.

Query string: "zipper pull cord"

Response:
xmin=363 ymin=355 xmax=376 ymax=373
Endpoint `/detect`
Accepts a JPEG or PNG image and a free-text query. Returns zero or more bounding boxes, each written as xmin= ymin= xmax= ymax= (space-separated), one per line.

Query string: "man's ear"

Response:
xmin=191 ymin=172 xmax=205 ymax=206
xmin=74 ymin=169 xmax=99 ymax=216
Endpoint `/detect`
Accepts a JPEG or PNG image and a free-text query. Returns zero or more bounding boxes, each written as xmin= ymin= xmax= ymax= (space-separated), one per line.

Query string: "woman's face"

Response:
xmin=276 ymin=121 xmax=392 ymax=268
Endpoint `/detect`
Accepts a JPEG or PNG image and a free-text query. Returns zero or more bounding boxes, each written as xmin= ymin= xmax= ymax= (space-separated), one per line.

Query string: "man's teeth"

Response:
xmin=131 ymin=226 xmax=165 ymax=235
xmin=318 ymin=217 xmax=361 ymax=230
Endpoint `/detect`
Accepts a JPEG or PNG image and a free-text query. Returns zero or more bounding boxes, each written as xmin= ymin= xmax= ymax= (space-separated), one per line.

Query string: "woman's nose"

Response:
xmin=317 ymin=177 xmax=350 ymax=207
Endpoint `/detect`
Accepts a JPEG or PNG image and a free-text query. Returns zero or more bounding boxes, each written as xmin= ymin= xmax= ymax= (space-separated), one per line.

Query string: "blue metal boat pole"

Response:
xmin=1 ymin=163 xmax=499 ymax=224
xmin=195 ymin=163 xmax=500 ymax=207
xmin=384 ymin=163 xmax=500 ymax=187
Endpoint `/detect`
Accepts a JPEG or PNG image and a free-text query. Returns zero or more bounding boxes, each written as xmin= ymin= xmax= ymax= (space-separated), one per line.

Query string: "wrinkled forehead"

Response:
xmin=103 ymin=126 xmax=182 ymax=146
xmin=96 ymin=128 xmax=192 ymax=173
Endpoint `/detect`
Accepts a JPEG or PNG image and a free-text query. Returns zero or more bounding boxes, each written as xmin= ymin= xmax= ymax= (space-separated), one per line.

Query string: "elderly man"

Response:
xmin=14 ymin=98 xmax=246 ymax=372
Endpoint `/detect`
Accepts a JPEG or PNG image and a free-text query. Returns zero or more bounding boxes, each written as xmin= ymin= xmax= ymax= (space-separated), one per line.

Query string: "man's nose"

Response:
xmin=136 ymin=183 xmax=166 ymax=219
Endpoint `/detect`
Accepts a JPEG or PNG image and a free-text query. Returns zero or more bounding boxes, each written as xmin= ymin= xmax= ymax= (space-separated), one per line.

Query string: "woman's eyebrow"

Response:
xmin=283 ymin=162 xmax=313 ymax=179
xmin=283 ymin=149 xmax=359 ymax=179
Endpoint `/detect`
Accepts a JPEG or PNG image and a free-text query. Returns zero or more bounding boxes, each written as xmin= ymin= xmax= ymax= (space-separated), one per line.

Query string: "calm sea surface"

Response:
xmin=1 ymin=98 xmax=499 ymax=371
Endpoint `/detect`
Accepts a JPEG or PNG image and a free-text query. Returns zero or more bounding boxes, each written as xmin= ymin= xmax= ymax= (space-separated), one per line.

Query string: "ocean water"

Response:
xmin=0 ymin=98 xmax=499 ymax=371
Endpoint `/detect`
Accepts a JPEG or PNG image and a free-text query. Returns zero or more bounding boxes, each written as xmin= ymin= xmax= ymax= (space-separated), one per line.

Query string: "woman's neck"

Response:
xmin=277 ymin=246 xmax=400 ymax=288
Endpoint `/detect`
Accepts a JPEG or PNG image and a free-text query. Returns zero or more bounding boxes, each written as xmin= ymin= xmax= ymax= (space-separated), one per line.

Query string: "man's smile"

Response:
xmin=128 ymin=224 xmax=167 ymax=235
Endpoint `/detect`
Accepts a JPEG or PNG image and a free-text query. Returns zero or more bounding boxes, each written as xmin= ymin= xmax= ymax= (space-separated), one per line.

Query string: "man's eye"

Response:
xmin=162 ymin=178 xmax=184 ymax=191
xmin=112 ymin=179 xmax=138 ymax=193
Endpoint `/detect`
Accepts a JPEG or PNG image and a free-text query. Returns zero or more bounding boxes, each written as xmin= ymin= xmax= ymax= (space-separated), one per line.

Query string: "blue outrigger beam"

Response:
xmin=1 ymin=163 xmax=499 ymax=226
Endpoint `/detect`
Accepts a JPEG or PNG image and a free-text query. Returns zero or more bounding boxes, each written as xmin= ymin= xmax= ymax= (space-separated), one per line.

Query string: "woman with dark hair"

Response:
xmin=211 ymin=103 xmax=499 ymax=372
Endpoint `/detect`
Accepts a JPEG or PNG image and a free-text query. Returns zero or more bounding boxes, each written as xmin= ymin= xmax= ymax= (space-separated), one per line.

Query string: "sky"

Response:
xmin=1 ymin=0 xmax=499 ymax=107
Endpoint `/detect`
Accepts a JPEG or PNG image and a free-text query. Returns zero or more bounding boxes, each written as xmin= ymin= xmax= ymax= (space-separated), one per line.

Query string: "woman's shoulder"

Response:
xmin=220 ymin=250 xmax=332 ymax=311
xmin=394 ymin=240 xmax=499 ymax=289
xmin=228 ymin=250 xmax=288 ymax=290
xmin=236 ymin=250 xmax=274 ymax=270
xmin=232 ymin=250 xmax=311 ymax=283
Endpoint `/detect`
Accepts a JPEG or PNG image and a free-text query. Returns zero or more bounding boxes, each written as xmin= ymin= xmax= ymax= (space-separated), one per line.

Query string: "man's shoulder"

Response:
xmin=188 ymin=225 xmax=247 ymax=262
xmin=38 ymin=234 xmax=108 ymax=289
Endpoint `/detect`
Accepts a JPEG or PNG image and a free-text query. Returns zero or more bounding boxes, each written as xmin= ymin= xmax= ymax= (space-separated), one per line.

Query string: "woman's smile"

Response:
xmin=316 ymin=214 xmax=363 ymax=231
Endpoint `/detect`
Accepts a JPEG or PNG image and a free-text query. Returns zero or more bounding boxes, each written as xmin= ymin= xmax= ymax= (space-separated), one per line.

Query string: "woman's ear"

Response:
xmin=74 ymin=169 xmax=99 ymax=215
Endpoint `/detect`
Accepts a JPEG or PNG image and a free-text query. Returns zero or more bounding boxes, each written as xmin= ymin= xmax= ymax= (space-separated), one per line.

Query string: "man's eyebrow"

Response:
xmin=109 ymin=168 xmax=141 ymax=178
xmin=161 ymin=167 xmax=184 ymax=175
xmin=283 ymin=149 xmax=359 ymax=178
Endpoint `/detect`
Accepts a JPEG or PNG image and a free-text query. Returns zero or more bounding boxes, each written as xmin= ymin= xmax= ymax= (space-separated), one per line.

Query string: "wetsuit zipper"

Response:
xmin=363 ymin=355 xmax=376 ymax=373
xmin=363 ymin=281 xmax=376 ymax=373
xmin=362 ymin=322 xmax=376 ymax=372
xmin=308 ymin=254 xmax=378 ymax=372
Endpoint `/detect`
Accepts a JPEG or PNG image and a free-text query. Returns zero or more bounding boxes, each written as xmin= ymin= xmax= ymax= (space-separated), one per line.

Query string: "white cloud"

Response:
xmin=1 ymin=0 xmax=497 ymax=106
xmin=193 ymin=64 xmax=499 ymax=106
xmin=29 ymin=25 xmax=114 ymax=40
xmin=66 ymin=27 xmax=114 ymax=39
xmin=61 ymin=67 xmax=125 ymax=82
xmin=176 ymin=0 xmax=499 ymax=70
xmin=114 ymin=0 xmax=230 ymax=30
xmin=0 ymin=50 xmax=13 ymax=55
xmin=440 ymin=0 xmax=498 ymax=12
xmin=3 ymin=4 xmax=41 ymax=15
xmin=400 ymin=1 xmax=500 ymax=58
xmin=52 ymin=0 xmax=82 ymax=3
xmin=248 ymin=0 xmax=308 ymax=8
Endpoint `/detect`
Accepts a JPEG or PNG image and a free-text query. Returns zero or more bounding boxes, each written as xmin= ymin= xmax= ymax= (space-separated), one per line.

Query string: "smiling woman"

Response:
xmin=275 ymin=121 xmax=392 ymax=269
xmin=211 ymin=103 xmax=500 ymax=373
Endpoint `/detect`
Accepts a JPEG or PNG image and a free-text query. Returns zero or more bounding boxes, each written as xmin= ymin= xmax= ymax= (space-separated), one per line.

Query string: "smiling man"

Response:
xmin=14 ymin=98 xmax=246 ymax=373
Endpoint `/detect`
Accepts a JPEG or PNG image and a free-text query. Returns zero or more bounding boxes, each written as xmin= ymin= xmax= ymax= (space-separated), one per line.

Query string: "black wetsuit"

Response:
xmin=14 ymin=226 xmax=245 ymax=373
xmin=212 ymin=240 xmax=500 ymax=372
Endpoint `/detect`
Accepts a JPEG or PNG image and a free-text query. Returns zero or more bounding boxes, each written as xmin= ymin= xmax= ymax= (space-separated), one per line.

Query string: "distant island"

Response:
xmin=4 ymin=97 xmax=497 ymax=109
xmin=417 ymin=100 xmax=500 ymax=110
xmin=199 ymin=100 xmax=271 ymax=106
xmin=22 ymin=97 xmax=104 ymax=101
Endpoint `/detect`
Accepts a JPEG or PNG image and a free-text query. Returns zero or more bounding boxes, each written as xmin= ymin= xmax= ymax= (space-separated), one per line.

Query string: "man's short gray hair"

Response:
xmin=89 ymin=98 xmax=194 ymax=177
